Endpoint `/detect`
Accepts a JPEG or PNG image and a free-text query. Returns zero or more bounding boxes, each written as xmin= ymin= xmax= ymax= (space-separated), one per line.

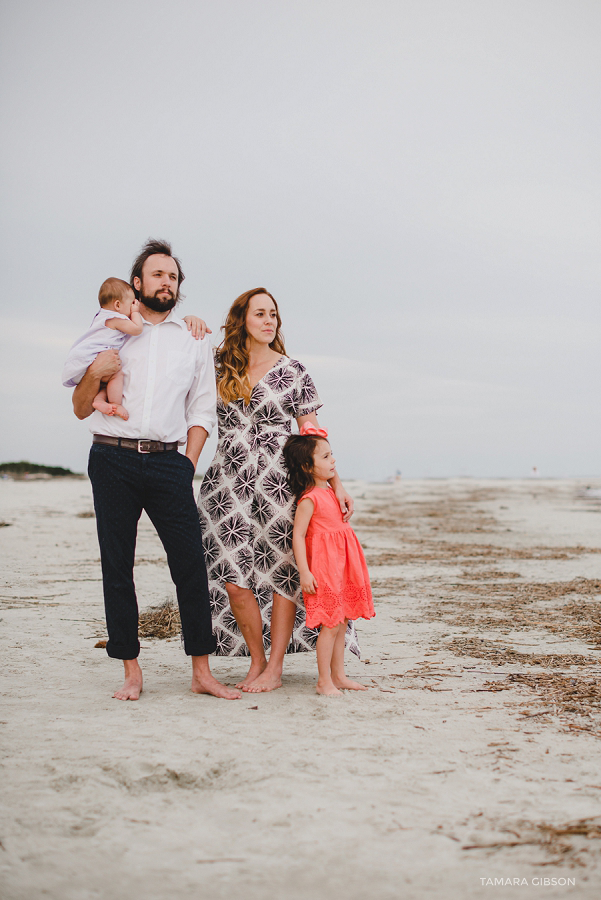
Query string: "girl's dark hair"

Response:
xmin=283 ymin=434 xmax=329 ymax=500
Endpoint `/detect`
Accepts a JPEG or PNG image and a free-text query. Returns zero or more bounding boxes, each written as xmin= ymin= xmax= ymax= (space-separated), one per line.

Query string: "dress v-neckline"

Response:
xmin=248 ymin=355 xmax=286 ymax=392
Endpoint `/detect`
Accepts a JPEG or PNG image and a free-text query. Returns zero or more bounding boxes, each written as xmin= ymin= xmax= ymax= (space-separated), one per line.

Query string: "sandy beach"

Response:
xmin=1 ymin=476 xmax=601 ymax=899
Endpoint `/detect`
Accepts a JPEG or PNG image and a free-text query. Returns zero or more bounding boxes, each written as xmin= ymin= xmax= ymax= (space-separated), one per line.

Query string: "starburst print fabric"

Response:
xmin=197 ymin=356 xmax=360 ymax=657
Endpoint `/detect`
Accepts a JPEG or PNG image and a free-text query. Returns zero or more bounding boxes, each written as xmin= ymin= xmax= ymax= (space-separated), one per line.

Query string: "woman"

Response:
xmin=197 ymin=288 xmax=359 ymax=692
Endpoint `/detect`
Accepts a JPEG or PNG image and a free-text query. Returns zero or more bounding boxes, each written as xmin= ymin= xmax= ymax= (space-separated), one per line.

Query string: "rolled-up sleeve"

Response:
xmin=185 ymin=340 xmax=217 ymax=435
xmin=292 ymin=364 xmax=322 ymax=417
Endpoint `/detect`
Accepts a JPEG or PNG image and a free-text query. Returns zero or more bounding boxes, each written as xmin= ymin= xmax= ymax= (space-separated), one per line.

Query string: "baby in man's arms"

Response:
xmin=62 ymin=277 xmax=143 ymax=420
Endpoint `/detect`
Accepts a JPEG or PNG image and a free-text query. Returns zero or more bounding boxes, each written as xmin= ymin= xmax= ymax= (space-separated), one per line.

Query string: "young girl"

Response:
xmin=284 ymin=423 xmax=375 ymax=696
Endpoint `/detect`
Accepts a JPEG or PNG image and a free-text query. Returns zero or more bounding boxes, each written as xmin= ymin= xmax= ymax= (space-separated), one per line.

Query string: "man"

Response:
xmin=73 ymin=238 xmax=240 ymax=701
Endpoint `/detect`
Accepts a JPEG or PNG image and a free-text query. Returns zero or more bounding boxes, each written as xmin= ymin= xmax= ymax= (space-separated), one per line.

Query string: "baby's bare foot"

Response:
xmin=113 ymin=405 xmax=129 ymax=421
xmin=93 ymin=397 xmax=118 ymax=416
xmin=333 ymin=676 xmax=368 ymax=691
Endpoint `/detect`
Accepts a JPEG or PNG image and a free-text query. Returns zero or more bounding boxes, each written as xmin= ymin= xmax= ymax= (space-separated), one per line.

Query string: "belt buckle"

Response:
xmin=138 ymin=440 xmax=152 ymax=454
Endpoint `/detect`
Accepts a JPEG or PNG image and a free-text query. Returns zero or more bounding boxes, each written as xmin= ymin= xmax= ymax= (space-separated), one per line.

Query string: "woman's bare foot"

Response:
xmin=316 ymin=681 xmax=343 ymax=697
xmin=236 ymin=657 xmax=267 ymax=689
xmin=333 ymin=675 xmax=368 ymax=691
xmin=93 ymin=398 xmax=117 ymax=416
xmin=112 ymin=404 xmax=129 ymax=421
xmin=113 ymin=659 xmax=143 ymax=701
xmin=243 ymin=669 xmax=282 ymax=693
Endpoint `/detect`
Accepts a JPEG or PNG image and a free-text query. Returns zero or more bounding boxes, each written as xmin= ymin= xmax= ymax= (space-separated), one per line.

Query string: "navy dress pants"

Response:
xmin=88 ymin=443 xmax=217 ymax=660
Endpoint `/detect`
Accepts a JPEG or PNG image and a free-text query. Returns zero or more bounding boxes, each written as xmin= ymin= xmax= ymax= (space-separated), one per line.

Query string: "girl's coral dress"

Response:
xmin=301 ymin=485 xmax=375 ymax=629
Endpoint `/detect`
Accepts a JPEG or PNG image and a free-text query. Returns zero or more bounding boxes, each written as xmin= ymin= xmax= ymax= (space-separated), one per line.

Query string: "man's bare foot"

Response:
xmin=236 ymin=658 xmax=267 ymax=689
xmin=113 ymin=660 xmax=143 ymax=701
xmin=243 ymin=669 xmax=282 ymax=693
xmin=112 ymin=404 xmax=129 ymax=420
xmin=93 ymin=398 xmax=117 ymax=416
xmin=316 ymin=682 xmax=343 ymax=697
xmin=191 ymin=671 xmax=241 ymax=700
xmin=333 ymin=675 xmax=368 ymax=691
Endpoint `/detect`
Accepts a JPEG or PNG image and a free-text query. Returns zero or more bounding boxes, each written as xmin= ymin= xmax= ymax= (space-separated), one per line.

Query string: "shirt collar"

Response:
xmin=141 ymin=310 xmax=187 ymax=328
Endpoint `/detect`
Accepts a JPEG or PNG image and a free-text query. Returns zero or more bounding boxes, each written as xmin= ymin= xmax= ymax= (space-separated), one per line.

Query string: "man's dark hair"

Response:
xmin=129 ymin=238 xmax=185 ymax=302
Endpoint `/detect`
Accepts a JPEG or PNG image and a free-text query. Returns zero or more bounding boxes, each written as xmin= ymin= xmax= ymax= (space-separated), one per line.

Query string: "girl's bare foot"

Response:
xmin=316 ymin=682 xmax=343 ymax=697
xmin=236 ymin=658 xmax=267 ymax=689
xmin=113 ymin=660 xmax=143 ymax=701
xmin=333 ymin=676 xmax=368 ymax=691
xmin=93 ymin=398 xmax=118 ymax=416
xmin=113 ymin=404 xmax=129 ymax=420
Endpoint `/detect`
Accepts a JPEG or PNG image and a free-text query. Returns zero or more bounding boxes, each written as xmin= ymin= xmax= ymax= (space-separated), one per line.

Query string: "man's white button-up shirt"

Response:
xmin=87 ymin=311 xmax=217 ymax=443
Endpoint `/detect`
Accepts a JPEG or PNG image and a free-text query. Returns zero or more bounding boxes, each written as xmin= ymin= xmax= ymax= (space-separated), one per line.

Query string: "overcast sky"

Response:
xmin=1 ymin=0 xmax=600 ymax=480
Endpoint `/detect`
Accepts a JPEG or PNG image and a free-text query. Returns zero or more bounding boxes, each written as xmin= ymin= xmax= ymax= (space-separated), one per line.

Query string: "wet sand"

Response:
xmin=1 ymin=477 xmax=601 ymax=899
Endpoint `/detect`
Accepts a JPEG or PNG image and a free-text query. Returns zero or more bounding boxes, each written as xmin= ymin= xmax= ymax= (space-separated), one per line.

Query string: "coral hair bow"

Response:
xmin=300 ymin=422 xmax=328 ymax=438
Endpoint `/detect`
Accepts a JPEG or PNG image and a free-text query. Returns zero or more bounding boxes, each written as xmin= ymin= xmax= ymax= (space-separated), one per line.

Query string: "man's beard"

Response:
xmin=140 ymin=290 xmax=177 ymax=313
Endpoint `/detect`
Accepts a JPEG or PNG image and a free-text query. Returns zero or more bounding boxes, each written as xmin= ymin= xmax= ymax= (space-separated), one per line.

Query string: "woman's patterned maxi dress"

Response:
xmin=197 ymin=356 xmax=360 ymax=657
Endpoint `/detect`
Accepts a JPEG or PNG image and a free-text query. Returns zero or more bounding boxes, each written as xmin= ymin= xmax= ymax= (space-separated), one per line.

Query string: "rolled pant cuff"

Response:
xmin=106 ymin=641 xmax=141 ymax=660
xmin=183 ymin=637 xmax=218 ymax=657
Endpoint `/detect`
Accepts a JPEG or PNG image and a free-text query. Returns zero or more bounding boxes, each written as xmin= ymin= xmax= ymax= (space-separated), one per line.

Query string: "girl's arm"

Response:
xmin=296 ymin=411 xmax=354 ymax=522
xmin=292 ymin=497 xmax=318 ymax=594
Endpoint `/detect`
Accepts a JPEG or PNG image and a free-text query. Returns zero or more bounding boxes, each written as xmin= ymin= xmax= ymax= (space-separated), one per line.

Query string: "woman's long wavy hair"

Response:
xmin=283 ymin=434 xmax=328 ymax=500
xmin=215 ymin=288 xmax=286 ymax=405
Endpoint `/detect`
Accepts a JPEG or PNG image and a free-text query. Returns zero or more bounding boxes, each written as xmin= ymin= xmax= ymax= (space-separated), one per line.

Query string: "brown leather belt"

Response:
xmin=93 ymin=434 xmax=179 ymax=453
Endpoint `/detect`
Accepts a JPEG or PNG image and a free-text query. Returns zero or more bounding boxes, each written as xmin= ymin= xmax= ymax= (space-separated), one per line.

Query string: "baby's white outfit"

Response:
xmin=62 ymin=309 xmax=132 ymax=387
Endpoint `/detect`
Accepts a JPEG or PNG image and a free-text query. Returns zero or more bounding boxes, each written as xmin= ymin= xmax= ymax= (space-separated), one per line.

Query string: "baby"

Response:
xmin=62 ymin=277 xmax=144 ymax=420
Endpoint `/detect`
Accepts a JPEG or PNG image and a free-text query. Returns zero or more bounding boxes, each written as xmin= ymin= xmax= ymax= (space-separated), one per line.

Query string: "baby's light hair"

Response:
xmin=98 ymin=277 xmax=133 ymax=308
